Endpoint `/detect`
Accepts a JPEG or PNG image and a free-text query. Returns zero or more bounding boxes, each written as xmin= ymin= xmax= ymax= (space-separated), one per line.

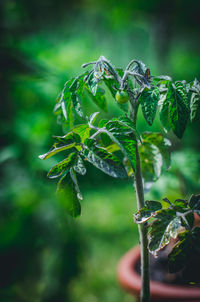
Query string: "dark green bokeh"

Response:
xmin=0 ymin=1 xmax=200 ymax=301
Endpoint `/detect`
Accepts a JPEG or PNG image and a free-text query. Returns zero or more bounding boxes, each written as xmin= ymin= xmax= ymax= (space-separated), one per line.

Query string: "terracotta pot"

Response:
xmin=194 ymin=213 xmax=200 ymax=227
xmin=117 ymin=245 xmax=200 ymax=302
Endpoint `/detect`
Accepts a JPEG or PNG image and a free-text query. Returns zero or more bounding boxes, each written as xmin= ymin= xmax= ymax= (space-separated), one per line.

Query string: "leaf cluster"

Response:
xmin=134 ymin=194 xmax=200 ymax=281
xmin=39 ymin=56 xmax=199 ymax=218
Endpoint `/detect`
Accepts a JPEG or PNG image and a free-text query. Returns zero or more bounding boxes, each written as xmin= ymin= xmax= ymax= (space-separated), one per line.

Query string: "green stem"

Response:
xmin=131 ymin=101 xmax=150 ymax=302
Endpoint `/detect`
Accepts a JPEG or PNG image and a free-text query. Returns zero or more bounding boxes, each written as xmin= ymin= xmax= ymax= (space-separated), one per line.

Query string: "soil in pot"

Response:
xmin=136 ymin=245 xmax=200 ymax=286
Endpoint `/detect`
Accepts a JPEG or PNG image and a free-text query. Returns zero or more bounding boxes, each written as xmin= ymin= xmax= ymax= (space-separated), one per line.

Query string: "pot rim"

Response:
xmin=117 ymin=245 xmax=200 ymax=300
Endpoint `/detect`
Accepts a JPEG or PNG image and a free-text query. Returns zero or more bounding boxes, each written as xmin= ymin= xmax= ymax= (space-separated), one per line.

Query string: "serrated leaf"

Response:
xmin=134 ymin=200 xmax=162 ymax=224
xmin=168 ymin=82 xmax=189 ymax=138
xmin=74 ymin=156 xmax=87 ymax=175
xmin=139 ymin=87 xmax=159 ymax=126
xmin=71 ymin=93 xmax=84 ymax=118
xmin=82 ymin=139 xmax=127 ymax=178
xmin=56 ymin=173 xmax=81 ymax=218
xmin=105 ymin=120 xmax=137 ymax=172
xmin=87 ymin=71 xmax=100 ymax=95
xmin=115 ymin=116 xmax=139 ymax=137
xmin=47 ymin=152 xmax=77 ymax=178
xmin=54 ymin=73 xmax=87 ymax=127
xmin=190 ymin=91 xmax=200 ymax=122
xmin=148 ymin=209 xmax=182 ymax=255
xmin=58 ymin=78 xmax=75 ymax=124
xmin=71 ymin=73 xmax=88 ymax=118
xmin=189 ymin=194 xmax=200 ymax=216
xmin=159 ymin=93 xmax=171 ymax=131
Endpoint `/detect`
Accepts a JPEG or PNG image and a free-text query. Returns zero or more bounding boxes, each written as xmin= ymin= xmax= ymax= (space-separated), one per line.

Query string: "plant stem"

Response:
xmin=135 ymin=144 xmax=150 ymax=302
xmin=130 ymin=101 xmax=150 ymax=302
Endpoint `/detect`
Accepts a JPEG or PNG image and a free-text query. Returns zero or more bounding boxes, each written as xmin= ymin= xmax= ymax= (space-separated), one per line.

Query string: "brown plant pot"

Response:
xmin=117 ymin=245 xmax=200 ymax=302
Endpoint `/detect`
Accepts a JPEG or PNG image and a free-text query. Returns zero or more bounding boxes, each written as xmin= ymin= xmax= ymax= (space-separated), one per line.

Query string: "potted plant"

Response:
xmin=39 ymin=56 xmax=200 ymax=302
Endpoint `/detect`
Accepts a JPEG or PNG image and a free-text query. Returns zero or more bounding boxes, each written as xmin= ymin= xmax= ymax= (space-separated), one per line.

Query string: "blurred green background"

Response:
xmin=1 ymin=0 xmax=200 ymax=301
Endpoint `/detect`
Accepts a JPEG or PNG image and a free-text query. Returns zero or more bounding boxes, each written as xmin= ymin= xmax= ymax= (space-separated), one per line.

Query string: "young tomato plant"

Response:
xmin=39 ymin=56 xmax=200 ymax=302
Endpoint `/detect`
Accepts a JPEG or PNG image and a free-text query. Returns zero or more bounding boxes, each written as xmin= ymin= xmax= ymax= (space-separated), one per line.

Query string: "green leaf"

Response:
xmin=54 ymin=73 xmax=88 ymax=128
xmin=105 ymin=120 xmax=137 ymax=172
xmin=70 ymin=168 xmax=83 ymax=200
xmin=159 ymin=93 xmax=171 ymax=131
xmin=148 ymin=209 xmax=182 ymax=255
xmin=103 ymin=77 xmax=117 ymax=98
xmin=100 ymin=132 xmax=112 ymax=146
xmin=86 ymin=86 xmax=107 ymax=112
xmin=56 ymin=173 xmax=81 ymax=218
xmin=47 ymin=152 xmax=77 ymax=178
xmin=105 ymin=143 xmax=120 ymax=153
xmin=89 ymin=112 xmax=100 ymax=125
xmin=82 ymin=139 xmax=127 ymax=178
xmin=71 ymin=93 xmax=84 ymax=118
xmin=87 ymin=71 xmax=100 ymax=95
xmin=142 ymin=132 xmax=171 ymax=170
xmin=173 ymin=199 xmax=187 ymax=211
xmin=58 ymin=78 xmax=75 ymax=126
xmin=74 ymin=156 xmax=87 ymax=176
xmin=39 ymin=142 xmax=77 ymax=160
xmin=139 ymin=87 xmax=159 ymax=126
xmin=71 ymin=72 xmax=88 ymax=118
xmin=146 ymin=200 xmax=162 ymax=211
xmin=189 ymin=194 xmax=200 ymax=216
xmin=168 ymin=230 xmax=191 ymax=273
xmin=190 ymin=89 xmax=200 ymax=122
xmin=98 ymin=119 xmax=108 ymax=128
xmin=139 ymin=142 xmax=162 ymax=183
xmin=167 ymin=82 xmax=189 ymax=138
xmin=116 ymin=116 xmax=138 ymax=135
xmin=72 ymin=124 xmax=91 ymax=143
xmin=134 ymin=200 xmax=162 ymax=224
xmin=153 ymin=75 xmax=172 ymax=85
xmin=63 ymin=94 xmax=74 ymax=130
xmin=53 ymin=131 xmax=81 ymax=145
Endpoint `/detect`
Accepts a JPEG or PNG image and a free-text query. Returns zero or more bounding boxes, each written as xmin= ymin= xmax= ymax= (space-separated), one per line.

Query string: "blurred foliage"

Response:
xmin=0 ymin=0 xmax=200 ymax=301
